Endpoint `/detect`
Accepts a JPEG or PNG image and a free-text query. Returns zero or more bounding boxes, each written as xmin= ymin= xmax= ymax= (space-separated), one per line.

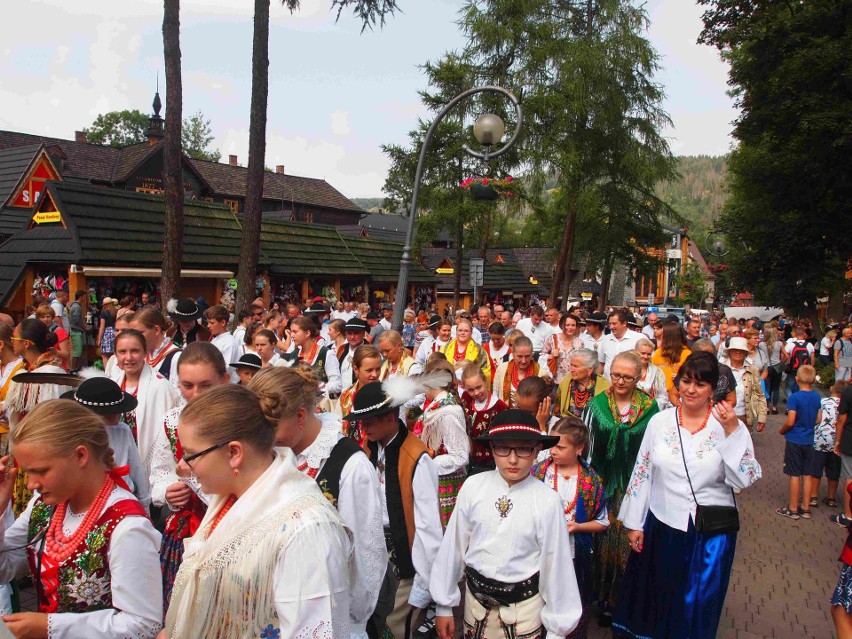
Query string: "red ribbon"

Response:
xmin=108 ymin=465 xmax=131 ymax=492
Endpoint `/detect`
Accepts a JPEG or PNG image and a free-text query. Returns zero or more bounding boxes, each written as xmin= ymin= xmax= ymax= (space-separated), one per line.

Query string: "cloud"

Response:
xmin=330 ymin=109 xmax=351 ymax=136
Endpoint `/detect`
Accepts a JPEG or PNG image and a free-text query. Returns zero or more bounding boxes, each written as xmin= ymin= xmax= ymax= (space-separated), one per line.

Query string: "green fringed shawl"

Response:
xmin=588 ymin=389 xmax=659 ymax=500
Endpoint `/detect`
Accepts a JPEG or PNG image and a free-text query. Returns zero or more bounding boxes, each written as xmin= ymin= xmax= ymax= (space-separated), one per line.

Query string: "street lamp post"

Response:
xmin=392 ymin=86 xmax=523 ymax=331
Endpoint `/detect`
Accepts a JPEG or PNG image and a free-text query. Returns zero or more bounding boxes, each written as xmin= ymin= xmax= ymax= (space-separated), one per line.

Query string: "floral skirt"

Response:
xmin=613 ymin=510 xmax=736 ymax=639
xmin=832 ymin=564 xmax=852 ymax=613
xmin=439 ymin=469 xmax=466 ymax=529
xmin=100 ymin=326 xmax=116 ymax=354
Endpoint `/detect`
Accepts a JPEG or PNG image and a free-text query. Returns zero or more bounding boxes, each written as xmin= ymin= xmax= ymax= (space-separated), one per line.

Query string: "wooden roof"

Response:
xmin=343 ymin=236 xmax=435 ymax=283
xmin=419 ymin=247 xmax=540 ymax=293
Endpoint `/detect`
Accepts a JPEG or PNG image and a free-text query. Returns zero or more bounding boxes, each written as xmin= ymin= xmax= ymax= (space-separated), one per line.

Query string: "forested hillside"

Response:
xmin=658 ymin=155 xmax=728 ymax=239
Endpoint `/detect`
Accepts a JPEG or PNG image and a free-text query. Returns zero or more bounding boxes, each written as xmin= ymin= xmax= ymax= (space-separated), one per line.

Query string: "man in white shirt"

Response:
xmin=345 ymin=382 xmax=443 ymax=639
xmin=231 ymin=309 xmax=252 ymax=347
xmin=641 ymin=311 xmax=658 ymax=341
xmin=380 ymin=305 xmax=393 ymax=331
xmin=598 ymin=309 xmax=641 ymax=380
xmin=205 ymin=305 xmax=241 ymax=383
xmin=50 ymin=289 xmax=70 ymax=332
xmin=515 ymin=306 xmax=552 ymax=358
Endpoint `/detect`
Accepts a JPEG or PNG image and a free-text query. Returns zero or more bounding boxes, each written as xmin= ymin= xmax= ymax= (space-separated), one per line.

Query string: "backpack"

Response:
xmin=787 ymin=341 xmax=810 ymax=373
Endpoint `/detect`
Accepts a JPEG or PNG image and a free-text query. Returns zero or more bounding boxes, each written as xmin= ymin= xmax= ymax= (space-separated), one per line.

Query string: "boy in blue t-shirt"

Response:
xmin=777 ymin=364 xmax=822 ymax=520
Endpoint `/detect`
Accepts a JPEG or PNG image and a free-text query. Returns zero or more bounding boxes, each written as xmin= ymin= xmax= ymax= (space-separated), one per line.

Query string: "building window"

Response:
xmin=303 ymin=211 xmax=314 ymax=224
xmin=224 ymin=199 xmax=239 ymax=213
xmin=135 ymin=186 xmax=165 ymax=195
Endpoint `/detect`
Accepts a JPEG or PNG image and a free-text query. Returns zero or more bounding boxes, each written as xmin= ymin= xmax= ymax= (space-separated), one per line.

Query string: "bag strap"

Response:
xmin=674 ymin=408 xmax=737 ymax=509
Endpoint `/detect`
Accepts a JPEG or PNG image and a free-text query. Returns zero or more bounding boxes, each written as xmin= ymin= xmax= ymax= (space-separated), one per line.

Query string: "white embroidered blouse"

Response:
xmin=420 ymin=392 xmax=470 ymax=476
xmin=619 ymin=408 xmax=762 ymax=533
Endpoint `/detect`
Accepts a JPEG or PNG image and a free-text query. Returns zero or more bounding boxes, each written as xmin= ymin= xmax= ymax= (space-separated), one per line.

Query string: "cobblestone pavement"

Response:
xmin=589 ymin=409 xmax=843 ymax=639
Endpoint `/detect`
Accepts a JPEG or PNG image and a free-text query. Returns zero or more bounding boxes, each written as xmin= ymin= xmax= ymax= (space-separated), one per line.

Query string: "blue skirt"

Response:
xmin=613 ymin=510 xmax=736 ymax=639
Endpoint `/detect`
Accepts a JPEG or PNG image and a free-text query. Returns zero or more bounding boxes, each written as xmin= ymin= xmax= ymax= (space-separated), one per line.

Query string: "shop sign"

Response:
xmin=581 ymin=292 xmax=593 ymax=300
xmin=436 ymin=267 xmax=454 ymax=274
xmin=33 ymin=211 xmax=62 ymax=225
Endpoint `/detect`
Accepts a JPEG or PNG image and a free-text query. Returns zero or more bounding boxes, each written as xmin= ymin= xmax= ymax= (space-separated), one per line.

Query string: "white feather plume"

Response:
xmin=382 ymin=369 xmax=454 ymax=407
xmin=166 ymin=297 xmax=178 ymax=314
xmin=77 ymin=366 xmax=107 ymax=380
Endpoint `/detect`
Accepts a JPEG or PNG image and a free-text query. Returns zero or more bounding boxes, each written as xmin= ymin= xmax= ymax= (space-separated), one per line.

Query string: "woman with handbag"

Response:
xmin=613 ymin=352 xmax=762 ymax=639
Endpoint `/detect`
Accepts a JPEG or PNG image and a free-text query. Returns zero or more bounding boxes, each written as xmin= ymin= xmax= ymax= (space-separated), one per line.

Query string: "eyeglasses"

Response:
xmin=610 ymin=373 xmax=637 ymax=384
xmin=491 ymin=444 xmax=536 ymax=458
xmin=182 ymin=440 xmax=230 ymax=469
xmin=10 ymin=337 xmax=29 ymax=342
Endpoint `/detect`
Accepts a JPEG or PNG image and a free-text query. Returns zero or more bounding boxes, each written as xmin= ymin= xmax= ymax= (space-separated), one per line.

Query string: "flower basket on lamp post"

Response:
xmin=461 ymin=176 xmax=515 ymax=201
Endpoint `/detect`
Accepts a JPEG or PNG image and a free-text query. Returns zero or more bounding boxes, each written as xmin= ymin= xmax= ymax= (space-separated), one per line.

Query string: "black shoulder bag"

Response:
xmin=675 ymin=410 xmax=740 ymax=535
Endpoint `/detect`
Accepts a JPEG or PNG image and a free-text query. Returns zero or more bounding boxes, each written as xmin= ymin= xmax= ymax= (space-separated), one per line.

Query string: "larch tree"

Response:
xmin=235 ymin=0 xmax=401 ymax=314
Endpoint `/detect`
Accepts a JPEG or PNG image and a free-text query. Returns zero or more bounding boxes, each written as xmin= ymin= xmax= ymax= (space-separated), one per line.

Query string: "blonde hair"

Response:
xmin=612 ymin=351 xmax=643 ymax=377
xmin=248 ymin=365 xmax=321 ymax=425
xmin=35 ymin=305 xmax=55 ymax=320
xmin=460 ymin=361 xmax=488 ymax=386
xmin=378 ymin=330 xmax=403 ymax=347
xmin=180 ymin=384 xmax=274 ymax=452
xmin=13 ymin=399 xmax=115 ymax=468
xmin=796 ymin=364 xmax=816 ymax=384
xmin=353 ymin=344 xmax=382 ymax=370
xmin=634 ymin=337 xmax=654 ymax=351
xmin=743 ymin=328 xmax=760 ymax=340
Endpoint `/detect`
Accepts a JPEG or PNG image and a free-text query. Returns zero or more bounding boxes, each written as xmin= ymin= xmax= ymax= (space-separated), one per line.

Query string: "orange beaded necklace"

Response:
xmin=46 ymin=476 xmax=115 ymax=564
xmin=208 ymin=495 xmax=237 ymax=536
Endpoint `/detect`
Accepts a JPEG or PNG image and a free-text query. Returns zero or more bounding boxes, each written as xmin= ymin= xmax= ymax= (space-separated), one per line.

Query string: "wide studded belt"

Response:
xmin=465 ymin=566 xmax=539 ymax=608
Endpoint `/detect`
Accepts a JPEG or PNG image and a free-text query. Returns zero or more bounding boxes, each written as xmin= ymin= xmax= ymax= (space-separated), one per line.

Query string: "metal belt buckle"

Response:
xmin=473 ymin=591 xmax=501 ymax=609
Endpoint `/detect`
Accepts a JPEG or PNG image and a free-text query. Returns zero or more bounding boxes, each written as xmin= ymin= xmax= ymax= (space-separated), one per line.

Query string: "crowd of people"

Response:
xmin=18 ymin=288 xmax=852 ymax=637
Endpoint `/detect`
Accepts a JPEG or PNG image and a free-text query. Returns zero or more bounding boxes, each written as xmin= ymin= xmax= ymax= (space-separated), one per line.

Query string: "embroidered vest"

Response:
xmin=26 ymin=497 xmax=148 ymax=613
xmin=365 ymin=422 xmax=428 ymax=579
xmin=315 ymin=437 xmax=362 ymax=507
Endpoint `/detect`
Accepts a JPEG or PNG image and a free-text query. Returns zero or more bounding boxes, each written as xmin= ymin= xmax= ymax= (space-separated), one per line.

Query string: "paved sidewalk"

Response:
xmin=590 ymin=410 xmax=843 ymax=638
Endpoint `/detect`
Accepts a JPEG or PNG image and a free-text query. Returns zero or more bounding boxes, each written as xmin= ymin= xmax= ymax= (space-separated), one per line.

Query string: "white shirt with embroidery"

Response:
xmin=619 ymin=408 xmax=762 ymax=533
xmin=429 ymin=472 xmax=582 ymax=638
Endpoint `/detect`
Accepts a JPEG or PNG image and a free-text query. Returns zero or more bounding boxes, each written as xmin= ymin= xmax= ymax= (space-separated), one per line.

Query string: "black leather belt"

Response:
xmin=465 ymin=566 xmax=539 ymax=608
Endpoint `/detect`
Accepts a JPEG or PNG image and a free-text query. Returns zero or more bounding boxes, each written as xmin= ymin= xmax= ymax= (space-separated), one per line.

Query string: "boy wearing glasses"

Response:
xmin=431 ymin=409 xmax=582 ymax=639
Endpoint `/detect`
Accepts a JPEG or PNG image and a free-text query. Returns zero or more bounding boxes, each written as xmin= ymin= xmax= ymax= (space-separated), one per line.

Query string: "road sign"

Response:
xmin=470 ymin=258 xmax=484 ymax=302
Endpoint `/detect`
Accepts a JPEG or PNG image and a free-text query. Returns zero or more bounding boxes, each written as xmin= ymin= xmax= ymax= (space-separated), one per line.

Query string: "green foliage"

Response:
xmin=815 ymin=359 xmax=835 ymax=389
xmin=656 ymin=155 xmax=728 ymax=242
xmin=84 ymin=110 xmax=149 ymax=147
xmin=182 ymin=111 xmax=221 ymax=162
xmin=698 ymin=1 xmax=852 ymax=314
xmin=674 ymin=262 xmax=710 ymax=308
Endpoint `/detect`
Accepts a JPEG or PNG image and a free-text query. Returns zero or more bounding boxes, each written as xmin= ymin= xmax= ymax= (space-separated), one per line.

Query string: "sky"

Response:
xmin=0 ymin=0 xmax=737 ymax=198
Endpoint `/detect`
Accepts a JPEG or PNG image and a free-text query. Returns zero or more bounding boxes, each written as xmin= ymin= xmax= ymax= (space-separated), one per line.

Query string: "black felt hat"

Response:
xmin=345 ymin=318 xmax=369 ymax=332
xmin=365 ymin=311 xmax=380 ymax=321
xmin=171 ymin=298 xmax=202 ymax=320
xmin=342 ymin=381 xmax=397 ymax=421
xmin=474 ymin=409 xmax=559 ymax=448
xmin=305 ymin=302 xmax=328 ymax=315
xmin=586 ymin=311 xmax=607 ymax=325
xmin=428 ymin=314 xmax=441 ymax=329
xmin=230 ymin=353 xmax=263 ymax=370
xmin=61 ymin=376 xmax=138 ymax=415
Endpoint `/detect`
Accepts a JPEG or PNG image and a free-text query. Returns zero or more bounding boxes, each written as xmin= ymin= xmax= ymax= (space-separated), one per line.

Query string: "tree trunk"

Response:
xmin=550 ymin=194 xmax=577 ymax=308
xmin=236 ymin=0 xmax=270 ymax=314
xmin=453 ymin=218 xmax=463 ymax=310
xmin=160 ymin=0 xmax=183 ymax=305
xmin=599 ymin=254 xmax=614 ymax=312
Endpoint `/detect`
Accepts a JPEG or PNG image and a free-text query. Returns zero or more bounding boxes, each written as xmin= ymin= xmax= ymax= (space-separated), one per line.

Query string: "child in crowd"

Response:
xmin=431 ymin=409 xmax=582 ymax=639
xmin=460 ymin=362 xmax=508 ymax=475
xmin=62 ymin=375 xmax=150 ymax=509
xmin=814 ymin=380 xmax=847 ymax=508
xmin=777 ymin=364 xmax=821 ymax=520
xmin=831 ymin=482 xmax=852 ymax=638
xmin=230 ymin=352 xmax=262 ymax=385
xmin=531 ymin=416 xmax=607 ymax=639
xmin=515 ymin=376 xmax=556 ymax=434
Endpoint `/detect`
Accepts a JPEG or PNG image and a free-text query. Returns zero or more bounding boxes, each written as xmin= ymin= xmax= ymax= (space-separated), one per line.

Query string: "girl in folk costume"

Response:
xmin=253 ymin=329 xmax=281 ymax=367
xmin=460 ymin=363 xmax=508 ymax=474
xmin=442 ymin=319 xmax=491 ymax=382
xmin=493 ymin=336 xmax=546 ymax=409
xmin=339 ymin=345 xmax=382 ymax=446
xmin=129 ymin=309 xmax=182 ymax=386
xmin=103 ymin=313 xmax=133 ymax=379
xmin=250 ymin=365 xmax=386 ymax=639
xmin=378 ymin=330 xmax=422 ymax=380
xmin=0 ymin=400 xmax=162 ymax=638
xmin=482 ymin=322 xmax=511 ymax=382
xmin=431 ymin=410 xmax=582 ymax=639
xmin=283 ymin=317 xmax=342 ymax=396
xmin=160 ymin=385 xmax=353 ymax=639
xmin=111 ymin=330 xmax=180 ymax=486
xmin=148 ymin=342 xmax=230 ymax=614
xmin=586 ymin=351 xmax=659 ymax=624
xmin=516 ymin=376 xmax=558 ymax=435
xmin=413 ymin=358 xmax=469 ymax=528
xmin=5 ymin=320 xmax=72 ymax=516
xmin=539 ymin=313 xmax=584 ymax=385
xmin=531 ymin=416 xmax=608 ymax=639
xmin=0 ymin=323 xmax=25 ymax=451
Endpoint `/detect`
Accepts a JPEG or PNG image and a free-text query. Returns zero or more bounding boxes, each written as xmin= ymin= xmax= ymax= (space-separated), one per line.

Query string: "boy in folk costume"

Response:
xmin=344 ymin=379 xmax=444 ymax=639
xmin=431 ymin=409 xmax=582 ymax=639
xmin=531 ymin=416 xmax=607 ymax=639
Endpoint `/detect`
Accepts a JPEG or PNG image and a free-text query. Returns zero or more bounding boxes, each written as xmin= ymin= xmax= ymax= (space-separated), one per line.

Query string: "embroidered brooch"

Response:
xmin=495 ymin=495 xmax=513 ymax=519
